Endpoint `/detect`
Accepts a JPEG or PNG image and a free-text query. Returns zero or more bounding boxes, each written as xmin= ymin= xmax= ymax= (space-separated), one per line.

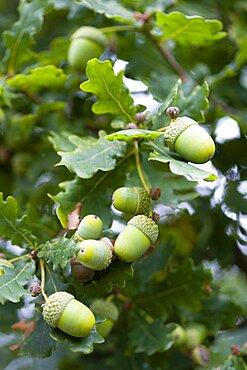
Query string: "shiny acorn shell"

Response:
xmin=114 ymin=215 xmax=159 ymax=262
xmin=71 ymin=256 xmax=95 ymax=282
xmin=112 ymin=187 xmax=150 ymax=215
xmin=68 ymin=26 xmax=107 ymax=72
xmin=164 ymin=116 xmax=215 ymax=164
xmin=76 ymin=214 xmax=103 ymax=240
xmin=42 ymin=291 xmax=95 ymax=338
xmin=76 ymin=237 xmax=113 ymax=270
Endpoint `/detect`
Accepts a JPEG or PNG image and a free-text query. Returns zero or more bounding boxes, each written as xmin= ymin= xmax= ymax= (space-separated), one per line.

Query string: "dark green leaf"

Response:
xmin=155 ymin=11 xmax=227 ymax=46
xmin=80 ymin=59 xmax=138 ymax=122
xmin=76 ymin=0 xmax=136 ymax=24
xmin=0 ymin=260 xmax=35 ymax=304
xmin=0 ymin=193 xmax=37 ymax=248
xmin=50 ymin=325 xmax=104 ymax=354
xmin=37 ymin=238 xmax=78 ymax=270
xmin=129 ymin=315 xmax=174 ymax=356
xmin=105 ymin=129 xmax=162 ymax=142
xmin=220 ymin=355 xmax=247 ymax=370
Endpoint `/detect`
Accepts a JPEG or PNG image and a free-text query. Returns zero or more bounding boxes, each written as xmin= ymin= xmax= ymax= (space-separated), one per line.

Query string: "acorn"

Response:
xmin=112 ymin=187 xmax=150 ymax=215
xmin=164 ymin=116 xmax=215 ymax=164
xmin=114 ymin=215 xmax=159 ymax=262
xmin=42 ymin=291 xmax=95 ymax=338
xmin=68 ymin=26 xmax=107 ymax=72
xmin=76 ymin=237 xmax=113 ymax=270
xmin=184 ymin=323 xmax=207 ymax=349
xmin=75 ymin=214 xmax=103 ymax=241
xmin=90 ymin=299 xmax=119 ymax=338
xmin=166 ymin=323 xmax=186 ymax=347
xmin=191 ymin=345 xmax=210 ymax=367
xmin=71 ymin=256 xmax=95 ymax=282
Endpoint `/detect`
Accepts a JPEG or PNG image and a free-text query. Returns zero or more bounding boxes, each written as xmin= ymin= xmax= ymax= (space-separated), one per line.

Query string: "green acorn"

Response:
xmin=164 ymin=116 xmax=215 ymax=164
xmin=42 ymin=291 xmax=95 ymax=338
xmin=184 ymin=323 xmax=207 ymax=349
xmin=68 ymin=26 xmax=107 ymax=72
xmin=114 ymin=215 xmax=159 ymax=262
xmin=76 ymin=237 xmax=113 ymax=270
xmin=191 ymin=345 xmax=209 ymax=367
xmin=75 ymin=214 xmax=103 ymax=240
xmin=166 ymin=323 xmax=186 ymax=347
xmin=112 ymin=187 xmax=150 ymax=215
xmin=90 ymin=299 xmax=119 ymax=338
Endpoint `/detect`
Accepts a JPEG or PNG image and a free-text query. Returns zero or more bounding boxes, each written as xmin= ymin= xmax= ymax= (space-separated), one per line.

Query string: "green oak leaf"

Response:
xmin=0 ymin=193 xmax=37 ymax=248
xmin=105 ymin=129 xmax=162 ymax=142
xmin=7 ymin=66 xmax=68 ymax=93
xmin=3 ymin=0 xmax=53 ymax=73
xmin=0 ymin=260 xmax=35 ymax=304
xmin=136 ymin=258 xmax=212 ymax=314
xmin=76 ymin=0 xmax=136 ymax=24
xmin=37 ymin=238 xmax=78 ymax=270
xmin=173 ymin=81 xmax=209 ymax=122
xmin=50 ymin=319 xmax=104 ymax=354
xmin=82 ymin=260 xmax=134 ymax=296
xmin=156 ymin=11 xmax=227 ymax=46
xmin=129 ymin=316 xmax=174 ymax=356
xmin=221 ymin=355 xmax=247 ymax=370
xmin=56 ymin=134 xmax=127 ymax=179
xmin=80 ymin=59 xmax=138 ymax=122
xmin=147 ymin=141 xmax=218 ymax=181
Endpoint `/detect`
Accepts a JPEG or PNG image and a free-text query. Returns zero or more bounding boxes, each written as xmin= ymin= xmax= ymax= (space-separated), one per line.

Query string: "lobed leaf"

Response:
xmin=80 ymin=59 xmax=137 ymax=122
xmin=105 ymin=129 xmax=162 ymax=142
xmin=37 ymin=238 xmax=78 ymax=270
xmin=7 ymin=66 xmax=68 ymax=94
xmin=155 ymin=11 xmax=227 ymax=46
xmin=0 ymin=193 xmax=37 ymax=248
xmin=0 ymin=260 xmax=35 ymax=304
xmin=129 ymin=316 xmax=174 ymax=356
xmin=76 ymin=0 xmax=136 ymax=24
xmin=147 ymin=141 xmax=218 ymax=181
xmin=56 ymin=134 xmax=127 ymax=179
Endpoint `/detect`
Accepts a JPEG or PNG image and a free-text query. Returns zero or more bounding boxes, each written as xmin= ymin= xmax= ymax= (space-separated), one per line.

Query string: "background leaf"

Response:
xmin=105 ymin=129 xmax=162 ymax=142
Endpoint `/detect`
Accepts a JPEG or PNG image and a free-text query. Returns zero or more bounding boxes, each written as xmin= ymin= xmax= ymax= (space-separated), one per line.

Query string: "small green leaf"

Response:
xmin=56 ymin=134 xmax=127 ymax=179
xmin=50 ymin=325 xmax=104 ymax=354
xmin=80 ymin=59 xmax=137 ymax=122
xmin=0 ymin=260 xmax=35 ymax=304
xmin=76 ymin=0 xmax=136 ymax=24
xmin=105 ymin=129 xmax=162 ymax=142
xmin=156 ymin=11 xmax=227 ymax=46
xmin=0 ymin=193 xmax=37 ymax=248
xmin=7 ymin=66 xmax=68 ymax=94
xmin=221 ymin=355 xmax=247 ymax=370
xmin=129 ymin=316 xmax=174 ymax=356
xmin=82 ymin=260 xmax=134 ymax=296
xmin=37 ymin=238 xmax=78 ymax=270
xmin=148 ymin=142 xmax=218 ymax=181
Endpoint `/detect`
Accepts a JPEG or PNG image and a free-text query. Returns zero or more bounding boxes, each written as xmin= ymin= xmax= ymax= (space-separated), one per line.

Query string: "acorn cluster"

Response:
xmin=42 ymin=186 xmax=159 ymax=340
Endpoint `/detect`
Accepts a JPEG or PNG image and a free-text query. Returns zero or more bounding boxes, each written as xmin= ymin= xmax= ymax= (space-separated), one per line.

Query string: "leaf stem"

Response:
xmin=134 ymin=140 xmax=150 ymax=193
xmin=9 ymin=253 xmax=30 ymax=263
xmin=40 ymin=259 xmax=48 ymax=302
xmin=100 ymin=25 xmax=136 ymax=33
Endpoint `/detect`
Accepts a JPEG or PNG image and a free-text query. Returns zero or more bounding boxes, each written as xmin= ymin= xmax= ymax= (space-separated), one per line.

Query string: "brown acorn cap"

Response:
xmin=134 ymin=187 xmax=150 ymax=214
xmin=42 ymin=291 xmax=74 ymax=328
xmin=165 ymin=117 xmax=198 ymax=151
xmin=128 ymin=215 xmax=159 ymax=243
xmin=71 ymin=26 xmax=107 ymax=48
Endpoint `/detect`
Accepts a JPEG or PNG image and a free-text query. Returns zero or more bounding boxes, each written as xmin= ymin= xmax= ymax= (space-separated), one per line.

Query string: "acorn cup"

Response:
xmin=164 ymin=116 xmax=215 ymax=164
xmin=112 ymin=187 xmax=150 ymax=215
xmin=76 ymin=237 xmax=113 ymax=270
xmin=75 ymin=214 xmax=103 ymax=241
xmin=42 ymin=291 xmax=95 ymax=338
xmin=68 ymin=26 xmax=107 ymax=72
xmin=114 ymin=215 xmax=159 ymax=262
xmin=90 ymin=299 xmax=119 ymax=338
